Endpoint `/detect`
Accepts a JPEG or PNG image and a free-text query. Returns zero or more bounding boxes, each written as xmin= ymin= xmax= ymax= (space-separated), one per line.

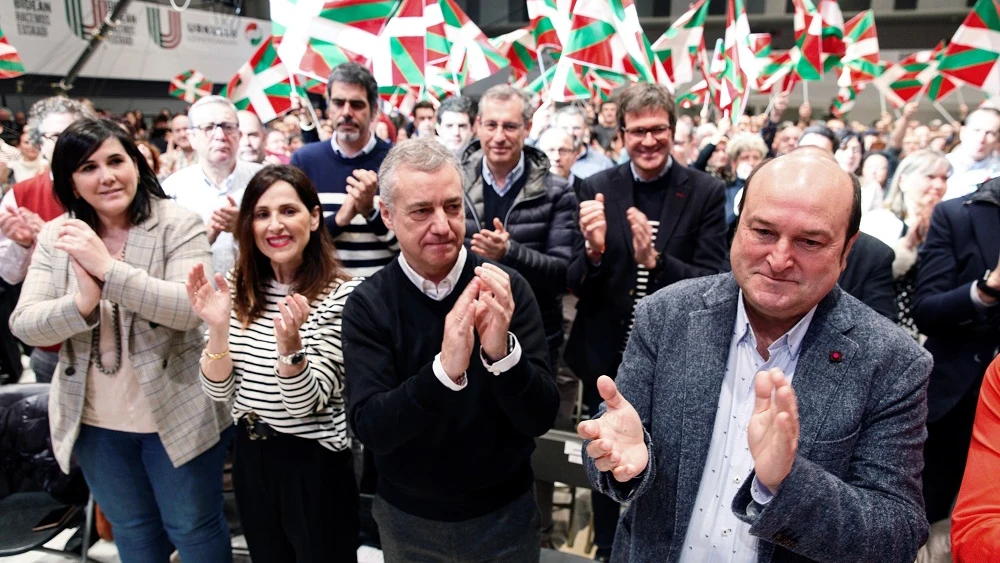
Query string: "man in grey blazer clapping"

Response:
xmin=579 ymin=150 xmax=932 ymax=563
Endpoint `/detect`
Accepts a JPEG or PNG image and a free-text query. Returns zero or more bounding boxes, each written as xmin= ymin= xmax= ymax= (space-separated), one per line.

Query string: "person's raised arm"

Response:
xmin=889 ymin=103 xmax=918 ymax=152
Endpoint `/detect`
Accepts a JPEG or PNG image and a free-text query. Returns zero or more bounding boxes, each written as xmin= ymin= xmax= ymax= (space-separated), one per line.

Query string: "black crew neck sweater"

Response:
xmin=343 ymin=254 xmax=559 ymax=521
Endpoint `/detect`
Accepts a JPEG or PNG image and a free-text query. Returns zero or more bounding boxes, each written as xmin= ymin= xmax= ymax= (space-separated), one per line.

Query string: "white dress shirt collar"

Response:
xmin=331 ymin=131 xmax=377 ymax=159
xmin=398 ymin=246 xmax=468 ymax=301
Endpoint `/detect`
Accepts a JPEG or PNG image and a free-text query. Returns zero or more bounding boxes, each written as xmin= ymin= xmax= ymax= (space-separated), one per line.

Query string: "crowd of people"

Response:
xmin=0 ymin=60 xmax=997 ymax=563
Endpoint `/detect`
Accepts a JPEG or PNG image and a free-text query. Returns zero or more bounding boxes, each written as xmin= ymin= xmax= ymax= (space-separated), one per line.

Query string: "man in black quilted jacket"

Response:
xmin=459 ymin=85 xmax=580 ymax=370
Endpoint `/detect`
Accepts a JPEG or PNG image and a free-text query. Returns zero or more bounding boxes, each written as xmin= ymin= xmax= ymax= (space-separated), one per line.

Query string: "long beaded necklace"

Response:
xmin=89 ymin=235 xmax=127 ymax=376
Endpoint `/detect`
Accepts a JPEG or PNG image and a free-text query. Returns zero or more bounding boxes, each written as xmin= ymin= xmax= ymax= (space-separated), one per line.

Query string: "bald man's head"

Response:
xmin=730 ymin=151 xmax=861 ymax=328
xmin=739 ymin=150 xmax=861 ymax=245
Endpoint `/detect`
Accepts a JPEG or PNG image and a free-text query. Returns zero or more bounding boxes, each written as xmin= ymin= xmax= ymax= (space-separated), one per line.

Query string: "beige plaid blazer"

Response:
xmin=10 ymin=198 xmax=229 ymax=473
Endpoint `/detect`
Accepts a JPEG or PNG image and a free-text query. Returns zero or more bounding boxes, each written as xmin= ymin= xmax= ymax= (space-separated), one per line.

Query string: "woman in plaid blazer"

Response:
xmin=10 ymin=119 xmax=232 ymax=563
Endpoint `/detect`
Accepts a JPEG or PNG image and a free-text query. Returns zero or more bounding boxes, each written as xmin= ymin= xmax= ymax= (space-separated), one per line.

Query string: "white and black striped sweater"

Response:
xmin=201 ymin=278 xmax=362 ymax=451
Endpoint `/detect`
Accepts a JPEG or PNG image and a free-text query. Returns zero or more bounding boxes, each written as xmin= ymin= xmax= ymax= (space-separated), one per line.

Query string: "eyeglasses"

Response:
xmin=40 ymin=132 xmax=60 ymax=143
xmin=190 ymin=122 xmax=240 ymax=136
xmin=545 ymin=147 xmax=575 ymax=156
xmin=622 ymin=125 xmax=671 ymax=140
xmin=481 ymin=121 xmax=524 ymax=134
xmin=329 ymin=98 xmax=369 ymax=111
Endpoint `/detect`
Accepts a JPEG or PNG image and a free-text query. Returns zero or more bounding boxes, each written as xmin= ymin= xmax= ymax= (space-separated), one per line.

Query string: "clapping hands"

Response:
xmin=439 ymin=263 xmax=516 ymax=382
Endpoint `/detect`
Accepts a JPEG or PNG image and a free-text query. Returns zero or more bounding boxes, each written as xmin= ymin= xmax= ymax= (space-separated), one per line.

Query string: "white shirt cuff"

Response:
xmin=480 ymin=333 xmax=521 ymax=375
xmin=433 ymin=353 xmax=467 ymax=391
xmin=970 ymin=282 xmax=999 ymax=310
xmin=751 ymin=475 xmax=775 ymax=505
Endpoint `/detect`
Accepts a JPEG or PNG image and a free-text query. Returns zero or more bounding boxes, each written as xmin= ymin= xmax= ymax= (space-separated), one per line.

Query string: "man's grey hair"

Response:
xmin=26 ymin=96 xmax=94 ymax=147
xmin=479 ymin=85 xmax=533 ymax=124
xmin=726 ymin=132 xmax=768 ymax=162
xmin=379 ymin=137 xmax=463 ymax=210
xmin=436 ymin=96 xmax=476 ymax=124
xmin=555 ymin=104 xmax=586 ymax=124
xmin=539 ymin=125 xmax=579 ymax=150
xmin=188 ymin=95 xmax=239 ymax=125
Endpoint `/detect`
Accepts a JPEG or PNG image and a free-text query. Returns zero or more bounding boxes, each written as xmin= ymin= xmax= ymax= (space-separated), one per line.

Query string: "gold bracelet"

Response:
xmin=202 ymin=348 xmax=230 ymax=361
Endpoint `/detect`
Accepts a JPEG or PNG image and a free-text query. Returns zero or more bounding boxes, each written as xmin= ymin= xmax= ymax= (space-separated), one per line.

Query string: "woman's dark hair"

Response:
xmin=836 ymin=128 xmax=864 ymax=152
xmin=232 ymin=165 xmax=346 ymax=326
xmin=52 ymin=118 xmax=167 ymax=232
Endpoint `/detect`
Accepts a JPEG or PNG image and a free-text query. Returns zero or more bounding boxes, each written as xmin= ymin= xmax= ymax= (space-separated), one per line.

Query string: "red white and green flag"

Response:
xmin=650 ymin=0 xmax=710 ymax=87
xmin=677 ymin=79 xmax=708 ymax=109
xmin=433 ymin=0 xmax=510 ymax=87
xmin=838 ymin=10 xmax=882 ymax=87
xmin=830 ymin=84 xmax=857 ymax=117
xmin=270 ymin=0 xmax=395 ymax=82
xmin=937 ymin=0 xmax=1000 ymax=96
xmin=490 ymin=28 xmax=539 ymax=82
xmin=719 ymin=0 xmax=751 ymax=123
xmin=750 ymin=33 xmax=795 ymax=92
xmin=818 ymin=0 xmax=845 ymax=72
xmin=369 ymin=0 xmax=427 ymax=90
xmin=298 ymin=75 xmax=327 ymax=94
xmin=561 ymin=0 xmax=673 ymax=91
xmin=699 ymin=37 xmax=725 ymax=108
xmin=526 ymin=0 xmax=572 ymax=53
xmin=423 ymin=65 xmax=463 ymax=100
xmin=0 ymin=26 xmax=25 ymax=79
xmin=872 ymin=48 xmax=936 ymax=108
xmin=589 ymin=67 xmax=630 ymax=101
xmin=221 ymin=36 xmax=307 ymax=123
xmin=525 ymin=63 xmax=592 ymax=102
xmin=168 ymin=70 xmax=213 ymax=103
xmin=791 ymin=0 xmax=823 ymax=81
xmin=924 ymin=42 xmax=960 ymax=103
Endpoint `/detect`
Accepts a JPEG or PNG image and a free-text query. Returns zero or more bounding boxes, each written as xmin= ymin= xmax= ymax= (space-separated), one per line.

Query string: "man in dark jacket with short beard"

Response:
xmin=460 ymin=85 xmax=580 ymax=369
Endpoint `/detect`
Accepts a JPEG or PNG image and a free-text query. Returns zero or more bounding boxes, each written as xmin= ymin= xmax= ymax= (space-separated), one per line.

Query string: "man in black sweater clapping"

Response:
xmin=343 ymin=136 xmax=559 ymax=562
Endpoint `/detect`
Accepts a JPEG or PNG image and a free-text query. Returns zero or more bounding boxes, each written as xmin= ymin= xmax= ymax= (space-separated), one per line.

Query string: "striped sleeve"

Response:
xmin=201 ymin=369 xmax=236 ymax=402
xmin=274 ymin=278 xmax=361 ymax=417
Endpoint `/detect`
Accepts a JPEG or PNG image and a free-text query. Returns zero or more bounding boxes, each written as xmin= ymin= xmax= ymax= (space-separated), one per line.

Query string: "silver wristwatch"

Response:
xmin=277 ymin=348 xmax=307 ymax=366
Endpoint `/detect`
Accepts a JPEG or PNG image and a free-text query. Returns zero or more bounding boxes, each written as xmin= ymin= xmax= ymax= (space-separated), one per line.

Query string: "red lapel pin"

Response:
xmin=830 ymin=351 xmax=843 ymax=363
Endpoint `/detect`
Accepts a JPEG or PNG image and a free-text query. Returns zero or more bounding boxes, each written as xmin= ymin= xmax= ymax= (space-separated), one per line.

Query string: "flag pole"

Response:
xmin=932 ymin=100 xmax=957 ymax=124
xmin=879 ymin=90 xmax=887 ymax=115
xmin=763 ymin=93 xmax=776 ymax=119
xmin=955 ymin=85 xmax=966 ymax=107
xmin=289 ymin=73 xmax=322 ymax=127
xmin=536 ymin=46 xmax=551 ymax=97
xmin=802 ymin=81 xmax=809 ymax=105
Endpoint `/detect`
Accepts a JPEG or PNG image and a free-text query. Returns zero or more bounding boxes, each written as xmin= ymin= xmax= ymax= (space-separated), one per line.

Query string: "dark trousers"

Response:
xmin=923 ymin=384 xmax=982 ymax=522
xmin=584 ymin=387 xmax=621 ymax=553
xmin=372 ymin=490 xmax=540 ymax=563
xmin=232 ymin=420 xmax=359 ymax=563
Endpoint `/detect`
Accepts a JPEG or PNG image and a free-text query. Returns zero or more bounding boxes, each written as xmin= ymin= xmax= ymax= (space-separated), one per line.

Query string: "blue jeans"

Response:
xmin=74 ymin=425 xmax=233 ymax=563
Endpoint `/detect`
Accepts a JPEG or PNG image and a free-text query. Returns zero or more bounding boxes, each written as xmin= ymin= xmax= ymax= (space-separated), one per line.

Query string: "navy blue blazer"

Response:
xmin=565 ymin=163 xmax=728 ymax=388
xmin=912 ymin=180 xmax=1000 ymax=422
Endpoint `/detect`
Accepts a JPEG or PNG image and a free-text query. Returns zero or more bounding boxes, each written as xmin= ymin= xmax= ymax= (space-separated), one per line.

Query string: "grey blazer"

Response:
xmin=584 ymin=273 xmax=932 ymax=563
xmin=10 ymin=198 xmax=228 ymax=472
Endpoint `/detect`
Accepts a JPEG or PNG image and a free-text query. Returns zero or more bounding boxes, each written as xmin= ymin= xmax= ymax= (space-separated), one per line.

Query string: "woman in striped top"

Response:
xmin=186 ymin=165 xmax=360 ymax=563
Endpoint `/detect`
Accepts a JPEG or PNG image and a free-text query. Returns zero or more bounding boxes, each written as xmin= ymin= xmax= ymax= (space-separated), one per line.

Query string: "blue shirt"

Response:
xmin=680 ymin=292 xmax=817 ymax=562
xmin=481 ymin=152 xmax=526 ymax=197
xmin=571 ymin=145 xmax=615 ymax=179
